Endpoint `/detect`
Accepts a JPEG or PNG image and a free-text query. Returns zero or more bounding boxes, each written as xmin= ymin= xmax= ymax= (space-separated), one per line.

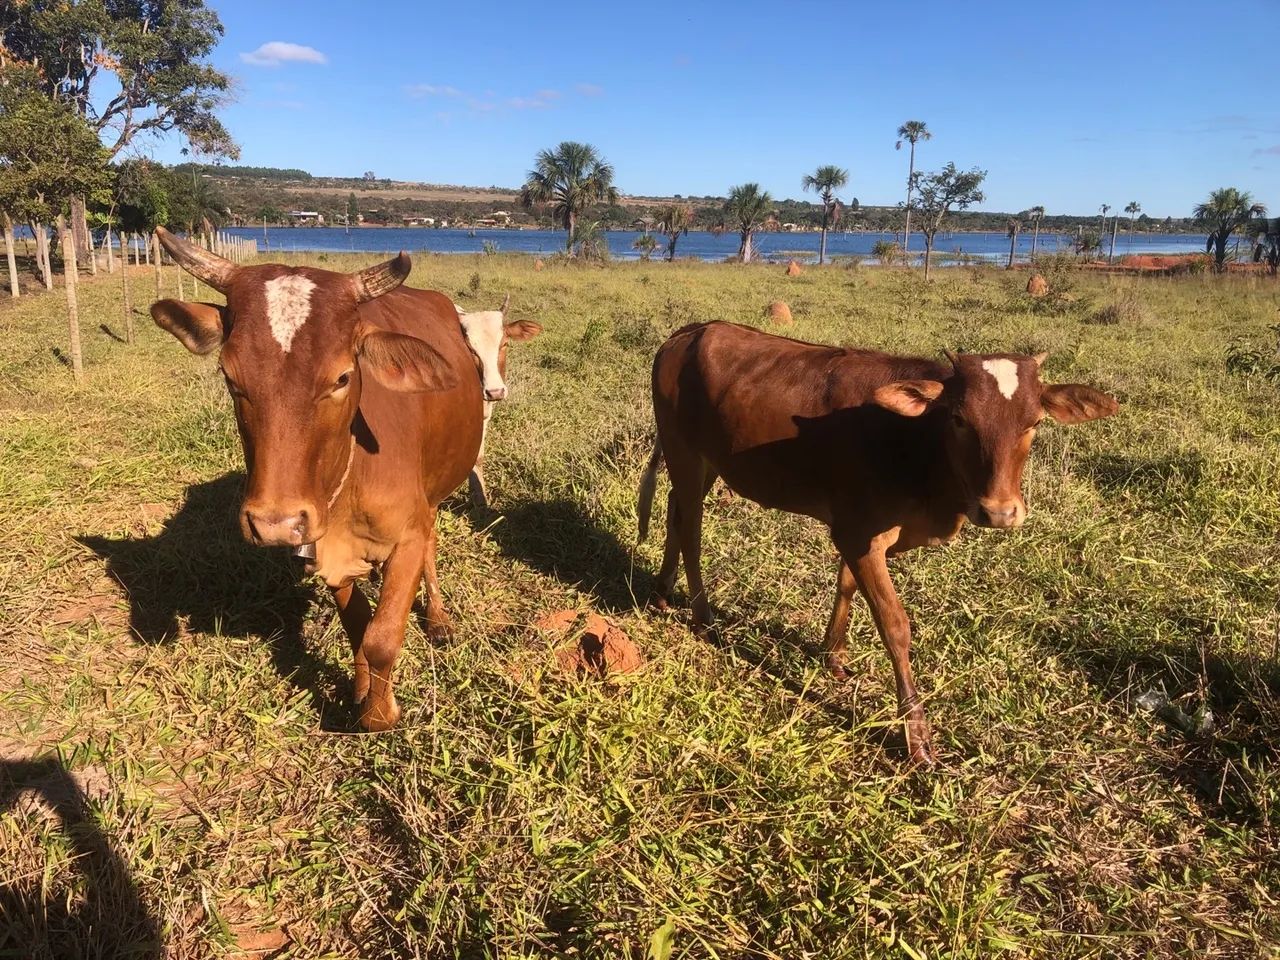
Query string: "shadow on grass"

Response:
xmin=1036 ymin=614 xmax=1280 ymax=823
xmin=0 ymin=756 xmax=162 ymax=958
xmin=77 ymin=472 xmax=351 ymax=727
xmin=480 ymin=496 xmax=646 ymax=613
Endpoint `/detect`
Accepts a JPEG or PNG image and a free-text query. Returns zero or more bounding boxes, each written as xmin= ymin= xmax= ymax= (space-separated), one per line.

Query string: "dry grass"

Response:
xmin=1 ymin=257 xmax=1278 ymax=958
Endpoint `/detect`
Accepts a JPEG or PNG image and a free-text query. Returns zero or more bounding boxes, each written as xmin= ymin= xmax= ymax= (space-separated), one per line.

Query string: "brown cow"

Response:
xmin=637 ymin=321 xmax=1117 ymax=765
xmin=150 ymin=227 xmax=483 ymax=731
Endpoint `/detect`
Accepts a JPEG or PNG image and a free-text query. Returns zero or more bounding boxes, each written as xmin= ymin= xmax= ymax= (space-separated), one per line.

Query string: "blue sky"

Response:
xmin=140 ymin=0 xmax=1280 ymax=217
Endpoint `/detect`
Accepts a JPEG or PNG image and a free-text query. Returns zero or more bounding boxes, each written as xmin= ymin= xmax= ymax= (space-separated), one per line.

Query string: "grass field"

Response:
xmin=1 ymin=254 xmax=1278 ymax=958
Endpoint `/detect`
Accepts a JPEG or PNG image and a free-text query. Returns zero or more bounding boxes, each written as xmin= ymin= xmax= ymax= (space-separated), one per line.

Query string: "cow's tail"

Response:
xmin=636 ymin=437 xmax=664 ymax=542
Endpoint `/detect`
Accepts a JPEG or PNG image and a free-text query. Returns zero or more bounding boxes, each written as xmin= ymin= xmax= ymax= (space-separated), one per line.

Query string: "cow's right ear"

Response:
xmin=151 ymin=300 xmax=226 ymax=355
xmin=358 ymin=330 xmax=459 ymax=392
xmin=873 ymin=379 xmax=944 ymax=417
xmin=504 ymin=318 xmax=543 ymax=342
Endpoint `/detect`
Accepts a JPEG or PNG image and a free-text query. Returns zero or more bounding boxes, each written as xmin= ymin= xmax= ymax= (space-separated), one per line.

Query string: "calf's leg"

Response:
xmin=468 ymin=402 xmax=494 ymax=508
xmin=837 ymin=531 xmax=935 ymax=767
xmin=420 ymin=511 xmax=453 ymax=642
xmin=359 ymin=538 xmax=426 ymax=732
xmin=330 ymin=581 xmax=373 ymax=705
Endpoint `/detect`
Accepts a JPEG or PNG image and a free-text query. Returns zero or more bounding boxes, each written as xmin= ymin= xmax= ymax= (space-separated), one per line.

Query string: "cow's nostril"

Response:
xmin=484 ymin=387 xmax=507 ymax=401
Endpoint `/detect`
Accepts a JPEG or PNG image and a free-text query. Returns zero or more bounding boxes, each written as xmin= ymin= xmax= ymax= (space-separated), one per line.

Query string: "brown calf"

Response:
xmin=151 ymin=228 xmax=482 ymax=731
xmin=637 ymin=321 xmax=1117 ymax=765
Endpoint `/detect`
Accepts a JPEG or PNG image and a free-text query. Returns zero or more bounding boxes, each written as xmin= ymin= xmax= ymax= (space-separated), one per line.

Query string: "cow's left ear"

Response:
xmin=1041 ymin=383 xmax=1119 ymax=424
xmin=504 ymin=318 xmax=543 ymax=342
xmin=358 ymin=330 xmax=459 ymax=392
xmin=873 ymin=379 xmax=944 ymax=417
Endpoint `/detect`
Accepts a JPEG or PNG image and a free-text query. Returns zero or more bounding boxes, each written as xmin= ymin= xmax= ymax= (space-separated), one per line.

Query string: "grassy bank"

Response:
xmin=1 ymin=256 xmax=1278 ymax=958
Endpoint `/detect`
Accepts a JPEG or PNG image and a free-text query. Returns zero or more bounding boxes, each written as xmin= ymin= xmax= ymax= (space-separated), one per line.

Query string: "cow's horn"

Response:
xmin=943 ymin=349 xmax=960 ymax=369
xmin=353 ymin=252 xmax=411 ymax=303
xmin=500 ymin=292 xmax=510 ymax=314
xmin=155 ymin=226 xmax=236 ymax=293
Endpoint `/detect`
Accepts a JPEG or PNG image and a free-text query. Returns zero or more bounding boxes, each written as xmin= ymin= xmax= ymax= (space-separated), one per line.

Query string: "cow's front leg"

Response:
xmin=838 ymin=530 xmax=935 ymax=767
xmin=330 ymin=580 xmax=373 ymax=706
xmin=468 ymin=402 xmax=493 ymax=509
xmin=359 ymin=538 xmax=426 ymax=732
xmin=420 ymin=509 xmax=453 ymax=642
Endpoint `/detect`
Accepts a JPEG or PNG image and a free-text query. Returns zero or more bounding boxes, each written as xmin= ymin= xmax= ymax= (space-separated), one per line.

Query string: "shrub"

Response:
xmin=871 ymin=240 xmax=903 ymax=266
xmin=1087 ymin=288 xmax=1149 ymax=326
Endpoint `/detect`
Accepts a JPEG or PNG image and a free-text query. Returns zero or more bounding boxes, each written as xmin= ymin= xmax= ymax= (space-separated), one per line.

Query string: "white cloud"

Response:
xmin=575 ymin=83 xmax=604 ymax=97
xmin=406 ymin=83 xmax=462 ymax=98
xmin=241 ymin=41 xmax=327 ymax=67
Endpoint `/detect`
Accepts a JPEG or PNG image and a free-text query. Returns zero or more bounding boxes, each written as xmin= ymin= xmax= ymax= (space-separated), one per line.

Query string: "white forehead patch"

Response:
xmin=264 ymin=275 xmax=316 ymax=353
xmin=458 ymin=309 xmax=507 ymax=392
xmin=981 ymin=358 xmax=1020 ymax=400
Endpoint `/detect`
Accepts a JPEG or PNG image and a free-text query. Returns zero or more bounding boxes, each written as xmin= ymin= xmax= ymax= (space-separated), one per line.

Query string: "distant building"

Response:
xmin=289 ymin=210 xmax=324 ymax=225
xmin=402 ymin=215 xmax=435 ymax=226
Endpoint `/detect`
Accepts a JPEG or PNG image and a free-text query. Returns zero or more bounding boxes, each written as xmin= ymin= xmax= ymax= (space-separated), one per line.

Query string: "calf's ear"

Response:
xmin=1041 ymin=383 xmax=1118 ymax=424
xmin=151 ymin=300 xmax=226 ymax=355
xmin=504 ymin=318 xmax=543 ymax=342
xmin=873 ymin=379 xmax=944 ymax=417
xmin=358 ymin=330 xmax=459 ymax=392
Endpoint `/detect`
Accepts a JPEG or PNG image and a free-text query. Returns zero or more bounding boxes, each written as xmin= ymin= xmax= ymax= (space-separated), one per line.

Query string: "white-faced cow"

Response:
xmin=455 ymin=294 xmax=543 ymax=507
xmin=637 ymin=321 xmax=1118 ymax=765
xmin=151 ymin=227 xmax=483 ymax=731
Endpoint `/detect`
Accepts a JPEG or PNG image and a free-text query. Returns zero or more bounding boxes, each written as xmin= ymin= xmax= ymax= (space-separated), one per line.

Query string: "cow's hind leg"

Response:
xmin=359 ymin=538 xmax=426 ymax=732
xmin=823 ymin=559 xmax=857 ymax=679
xmin=331 ymin=581 xmax=373 ymax=706
xmin=668 ymin=453 xmax=718 ymax=637
xmin=420 ymin=509 xmax=453 ymax=642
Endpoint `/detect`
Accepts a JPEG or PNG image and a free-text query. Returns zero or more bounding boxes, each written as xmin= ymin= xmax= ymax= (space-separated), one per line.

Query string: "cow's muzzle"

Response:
xmin=484 ymin=385 xmax=507 ymax=402
xmin=974 ymin=497 xmax=1026 ymax=530
xmin=241 ymin=501 xmax=320 ymax=547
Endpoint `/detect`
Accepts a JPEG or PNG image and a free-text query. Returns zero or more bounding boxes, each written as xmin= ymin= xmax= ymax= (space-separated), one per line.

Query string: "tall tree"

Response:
xmin=346 ymin=191 xmax=359 ymax=226
xmin=519 ymin=141 xmax=618 ymax=254
xmin=0 ymin=64 xmax=108 ymax=297
xmin=801 ymin=164 xmax=848 ymax=265
xmin=1 ymin=0 xmax=237 ymax=257
xmin=1124 ymin=201 xmax=1141 ymax=251
xmin=1028 ymin=205 xmax=1045 ymax=262
xmin=908 ymin=163 xmax=986 ymax=279
xmin=895 ymin=120 xmax=931 ymax=261
xmin=724 ymin=183 xmax=773 ymax=263
xmin=1194 ymin=188 xmax=1266 ymax=271
xmin=1006 ymin=217 xmax=1021 ymax=268
xmin=654 ymin=202 xmax=693 ymax=262
xmin=1098 ymin=203 xmax=1110 ymax=236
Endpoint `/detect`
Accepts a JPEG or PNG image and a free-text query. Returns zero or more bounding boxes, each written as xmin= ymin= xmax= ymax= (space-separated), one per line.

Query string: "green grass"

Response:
xmin=1 ymin=256 xmax=1279 ymax=958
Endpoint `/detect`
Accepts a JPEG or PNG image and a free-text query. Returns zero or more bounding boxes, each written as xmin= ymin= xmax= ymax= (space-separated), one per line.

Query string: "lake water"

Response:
xmin=223 ymin=225 xmax=1213 ymax=264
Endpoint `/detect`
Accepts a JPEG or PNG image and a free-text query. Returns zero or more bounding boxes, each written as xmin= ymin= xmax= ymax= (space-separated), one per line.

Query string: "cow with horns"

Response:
xmin=150 ymin=227 xmax=483 ymax=731
xmin=637 ymin=321 xmax=1118 ymax=765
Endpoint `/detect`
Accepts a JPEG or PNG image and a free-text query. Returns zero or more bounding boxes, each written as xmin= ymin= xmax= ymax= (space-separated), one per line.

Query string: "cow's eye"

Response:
xmin=335 ymin=370 xmax=353 ymax=390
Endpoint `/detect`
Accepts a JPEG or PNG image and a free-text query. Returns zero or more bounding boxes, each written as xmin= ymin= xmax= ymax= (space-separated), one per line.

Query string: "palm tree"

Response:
xmin=1006 ymin=217 xmax=1021 ymax=268
xmin=519 ymin=141 xmax=619 ymax=254
xmin=1194 ymin=188 xmax=1267 ymax=271
xmin=654 ymin=202 xmax=694 ymax=261
xmin=632 ymin=232 xmax=657 ymax=261
xmin=895 ymin=120 xmax=931 ymax=260
xmin=1028 ymin=205 xmax=1045 ymax=262
xmin=801 ymin=164 xmax=848 ymax=265
xmin=1098 ymin=203 xmax=1110 ymax=236
xmin=724 ymin=184 xmax=773 ymax=263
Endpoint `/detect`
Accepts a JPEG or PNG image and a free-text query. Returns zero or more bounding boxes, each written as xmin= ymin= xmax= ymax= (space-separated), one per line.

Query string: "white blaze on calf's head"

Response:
xmin=981 ymin=358 xmax=1020 ymax=400
xmin=264 ymin=274 xmax=316 ymax=353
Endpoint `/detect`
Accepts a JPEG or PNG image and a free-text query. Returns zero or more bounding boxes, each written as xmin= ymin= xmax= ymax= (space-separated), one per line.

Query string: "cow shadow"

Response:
xmin=482 ymin=496 xmax=647 ymax=613
xmin=77 ymin=472 xmax=350 ymax=726
xmin=0 ymin=756 xmax=162 ymax=957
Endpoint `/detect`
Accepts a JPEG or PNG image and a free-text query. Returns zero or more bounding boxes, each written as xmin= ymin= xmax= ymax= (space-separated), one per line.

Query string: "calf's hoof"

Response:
xmin=426 ymin=619 xmax=455 ymax=643
xmin=359 ymin=696 xmax=402 ymax=732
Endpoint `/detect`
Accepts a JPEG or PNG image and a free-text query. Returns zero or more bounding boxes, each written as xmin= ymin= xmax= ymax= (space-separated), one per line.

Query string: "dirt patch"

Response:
xmin=1026 ymin=274 xmax=1048 ymax=297
xmin=534 ymin=609 xmax=644 ymax=678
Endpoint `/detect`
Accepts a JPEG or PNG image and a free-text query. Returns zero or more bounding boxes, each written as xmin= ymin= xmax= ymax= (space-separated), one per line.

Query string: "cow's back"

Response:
xmin=652 ymin=322 xmax=946 ymax=520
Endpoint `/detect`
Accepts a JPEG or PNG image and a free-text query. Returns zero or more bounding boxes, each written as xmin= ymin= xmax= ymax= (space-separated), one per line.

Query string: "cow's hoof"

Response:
xmin=825 ymin=655 xmax=849 ymax=680
xmin=359 ymin=697 xmax=401 ymax=732
xmin=648 ymin=593 xmax=672 ymax=612
xmin=426 ymin=620 xmax=455 ymax=643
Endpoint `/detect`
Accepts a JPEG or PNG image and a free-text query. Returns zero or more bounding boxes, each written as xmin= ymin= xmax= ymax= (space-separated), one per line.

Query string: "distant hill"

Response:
xmin=189 ymin=164 xmax=1200 ymax=234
